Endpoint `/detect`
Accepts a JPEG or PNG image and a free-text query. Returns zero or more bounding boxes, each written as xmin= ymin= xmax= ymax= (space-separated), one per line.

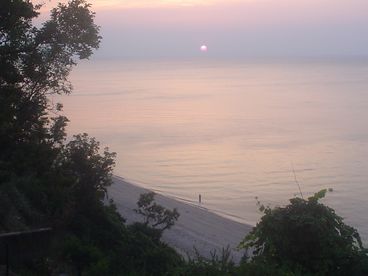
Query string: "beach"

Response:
xmin=108 ymin=176 xmax=253 ymax=262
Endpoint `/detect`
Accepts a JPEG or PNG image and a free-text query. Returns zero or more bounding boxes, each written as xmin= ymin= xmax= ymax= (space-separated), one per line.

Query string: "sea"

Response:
xmin=58 ymin=58 xmax=368 ymax=243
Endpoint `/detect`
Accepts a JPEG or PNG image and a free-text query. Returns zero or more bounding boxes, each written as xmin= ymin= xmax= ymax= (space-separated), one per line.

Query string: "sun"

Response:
xmin=200 ymin=45 xmax=208 ymax=52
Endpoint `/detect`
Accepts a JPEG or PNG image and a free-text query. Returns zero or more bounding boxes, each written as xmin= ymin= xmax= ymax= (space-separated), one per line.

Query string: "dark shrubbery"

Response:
xmin=238 ymin=190 xmax=368 ymax=275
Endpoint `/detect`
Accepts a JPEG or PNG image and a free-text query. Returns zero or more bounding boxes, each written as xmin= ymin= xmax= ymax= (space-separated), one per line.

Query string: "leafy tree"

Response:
xmin=0 ymin=0 xmax=100 ymax=228
xmin=135 ymin=191 xmax=180 ymax=232
xmin=239 ymin=189 xmax=368 ymax=275
xmin=0 ymin=1 xmax=119 ymax=274
xmin=59 ymin=134 xmax=116 ymax=208
xmin=0 ymin=2 xmax=186 ymax=275
xmin=0 ymin=0 xmax=100 ymax=182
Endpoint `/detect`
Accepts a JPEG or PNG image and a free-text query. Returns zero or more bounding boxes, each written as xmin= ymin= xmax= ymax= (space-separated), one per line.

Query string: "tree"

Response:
xmin=0 ymin=0 xmax=100 ymax=181
xmin=0 ymin=0 xmax=101 ymax=226
xmin=0 ymin=2 xmax=187 ymax=275
xmin=135 ymin=192 xmax=180 ymax=232
xmin=0 ymin=1 xmax=114 ymax=273
xmin=239 ymin=189 xmax=368 ymax=275
xmin=60 ymin=134 xmax=116 ymax=202
xmin=0 ymin=0 xmax=100 ymax=95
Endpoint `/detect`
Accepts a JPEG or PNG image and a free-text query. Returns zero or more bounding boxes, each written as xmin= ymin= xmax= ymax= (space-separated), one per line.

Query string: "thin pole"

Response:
xmin=291 ymin=163 xmax=304 ymax=199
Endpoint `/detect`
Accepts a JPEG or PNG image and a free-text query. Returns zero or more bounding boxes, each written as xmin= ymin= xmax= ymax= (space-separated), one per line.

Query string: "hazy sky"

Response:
xmin=40 ymin=0 xmax=368 ymax=58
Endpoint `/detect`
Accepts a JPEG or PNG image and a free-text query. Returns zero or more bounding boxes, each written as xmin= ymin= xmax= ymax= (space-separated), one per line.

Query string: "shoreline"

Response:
xmin=108 ymin=175 xmax=253 ymax=262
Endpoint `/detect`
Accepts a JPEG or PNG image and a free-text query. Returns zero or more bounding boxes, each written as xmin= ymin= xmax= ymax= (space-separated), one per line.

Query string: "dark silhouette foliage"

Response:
xmin=0 ymin=0 xmax=100 ymax=234
xmin=175 ymin=246 xmax=236 ymax=276
xmin=239 ymin=189 xmax=368 ymax=275
xmin=0 ymin=2 xmax=184 ymax=274
xmin=135 ymin=191 xmax=180 ymax=232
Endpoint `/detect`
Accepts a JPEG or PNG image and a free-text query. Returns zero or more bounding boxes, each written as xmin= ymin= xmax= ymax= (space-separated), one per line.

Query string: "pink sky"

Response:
xmin=38 ymin=0 xmax=368 ymax=58
xmin=39 ymin=0 xmax=368 ymax=27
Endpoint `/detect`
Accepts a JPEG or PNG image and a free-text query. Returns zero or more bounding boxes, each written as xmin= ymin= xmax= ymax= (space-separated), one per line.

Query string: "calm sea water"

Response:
xmin=59 ymin=58 xmax=368 ymax=242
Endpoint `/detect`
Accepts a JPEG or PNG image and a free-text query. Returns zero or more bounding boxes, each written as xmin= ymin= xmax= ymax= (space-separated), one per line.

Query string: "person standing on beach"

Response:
xmin=199 ymin=194 xmax=202 ymax=204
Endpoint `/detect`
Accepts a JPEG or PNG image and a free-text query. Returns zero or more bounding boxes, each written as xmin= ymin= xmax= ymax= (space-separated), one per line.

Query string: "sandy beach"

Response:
xmin=108 ymin=176 xmax=253 ymax=263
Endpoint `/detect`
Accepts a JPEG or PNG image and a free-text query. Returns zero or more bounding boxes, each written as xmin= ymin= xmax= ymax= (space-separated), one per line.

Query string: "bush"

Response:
xmin=239 ymin=189 xmax=368 ymax=275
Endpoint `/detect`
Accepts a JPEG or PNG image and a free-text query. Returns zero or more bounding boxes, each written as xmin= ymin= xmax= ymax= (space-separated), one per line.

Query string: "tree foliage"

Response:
xmin=0 ymin=0 xmax=101 ymax=233
xmin=136 ymin=191 xmax=180 ymax=232
xmin=0 ymin=2 xmax=185 ymax=274
xmin=239 ymin=189 xmax=368 ymax=275
xmin=1 ymin=0 xmax=100 ymax=95
xmin=0 ymin=0 xmax=100 ymax=183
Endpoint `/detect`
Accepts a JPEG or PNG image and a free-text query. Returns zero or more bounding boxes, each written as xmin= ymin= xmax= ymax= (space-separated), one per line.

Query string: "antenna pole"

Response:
xmin=291 ymin=163 xmax=304 ymax=199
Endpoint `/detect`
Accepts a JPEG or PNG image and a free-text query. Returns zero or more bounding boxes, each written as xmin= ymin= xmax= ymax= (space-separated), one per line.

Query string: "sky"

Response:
xmin=38 ymin=0 xmax=368 ymax=59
